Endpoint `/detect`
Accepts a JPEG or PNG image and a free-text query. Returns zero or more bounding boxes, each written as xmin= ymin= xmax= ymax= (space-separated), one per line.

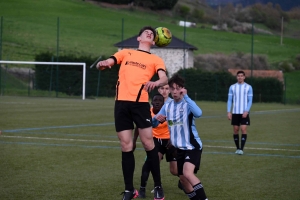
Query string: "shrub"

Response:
xmin=149 ymin=0 xmax=178 ymax=10
xmin=278 ymin=61 xmax=294 ymax=72
xmin=194 ymin=53 xmax=269 ymax=72
xmin=174 ymin=68 xmax=283 ymax=103
xmin=248 ymin=3 xmax=289 ymax=30
xmin=174 ymin=4 xmax=190 ymax=18
xmin=288 ymin=7 xmax=300 ymax=20
xmin=94 ymin=0 xmax=132 ymax=4
xmin=191 ymin=8 xmax=204 ymax=22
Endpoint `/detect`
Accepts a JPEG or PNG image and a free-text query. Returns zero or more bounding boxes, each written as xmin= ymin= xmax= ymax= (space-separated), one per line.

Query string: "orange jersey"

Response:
xmin=112 ymin=49 xmax=166 ymax=102
xmin=151 ymin=108 xmax=170 ymax=139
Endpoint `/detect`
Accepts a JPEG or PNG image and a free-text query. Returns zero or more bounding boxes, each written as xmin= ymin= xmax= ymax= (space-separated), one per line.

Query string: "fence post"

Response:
xmin=56 ymin=17 xmax=60 ymax=98
xmin=284 ymin=76 xmax=286 ymax=104
xmin=49 ymin=56 xmax=54 ymax=96
xmin=28 ymin=70 xmax=31 ymax=97
xmin=0 ymin=63 xmax=1 ymax=96
xmin=3 ymin=64 xmax=7 ymax=95
xmin=215 ymin=74 xmax=218 ymax=101
xmin=56 ymin=65 xmax=59 ymax=98
xmin=0 ymin=16 xmax=3 ymax=61
xmin=0 ymin=17 xmax=2 ymax=95
xmin=96 ymin=70 xmax=101 ymax=97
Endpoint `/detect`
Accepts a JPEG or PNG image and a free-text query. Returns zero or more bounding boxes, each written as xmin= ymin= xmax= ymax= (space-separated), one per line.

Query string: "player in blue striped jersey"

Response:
xmin=227 ymin=70 xmax=253 ymax=155
xmin=152 ymin=74 xmax=208 ymax=200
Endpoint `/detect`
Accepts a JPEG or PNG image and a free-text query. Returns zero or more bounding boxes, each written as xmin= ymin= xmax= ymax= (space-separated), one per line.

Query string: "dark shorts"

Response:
xmin=231 ymin=114 xmax=250 ymax=126
xmin=177 ymin=148 xmax=202 ymax=175
xmin=153 ymin=137 xmax=177 ymax=162
xmin=114 ymin=101 xmax=151 ymax=132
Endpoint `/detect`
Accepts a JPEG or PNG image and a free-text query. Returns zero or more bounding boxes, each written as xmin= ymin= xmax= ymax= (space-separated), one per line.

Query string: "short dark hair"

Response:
xmin=237 ymin=70 xmax=245 ymax=76
xmin=168 ymin=73 xmax=185 ymax=88
xmin=138 ymin=26 xmax=156 ymax=39
xmin=152 ymin=93 xmax=164 ymax=100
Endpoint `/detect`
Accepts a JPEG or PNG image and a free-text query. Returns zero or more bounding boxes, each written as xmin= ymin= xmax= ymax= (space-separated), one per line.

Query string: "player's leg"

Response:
xmin=239 ymin=114 xmax=250 ymax=154
xmin=177 ymin=150 xmax=203 ymax=200
xmin=231 ymin=114 xmax=241 ymax=153
xmin=233 ymin=125 xmax=240 ymax=153
xmin=139 ymin=128 xmax=164 ymax=199
xmin=139 ymin=138 xmax=164 ymax=198
xmin=115 ymin=101 xmax=138 ymax=199
xmin=183 ymin=162 xmax=206 ymax=198
xmin=182 ymin=150 xmax=207 ymax=200
xmin=138 ymin=158 xmax=150 ymax=198
xmin=117 ymin=130 xmax=139 ymax=199
xmin=165 ymin=144 xmax=177 ymax=176
xmin=169 ymin=161 xmax=177 ymax=176
xmin=166 ymin=145 xmax=184 ymax=192
xmin=132 ymin=102 xmax=164 ymax=199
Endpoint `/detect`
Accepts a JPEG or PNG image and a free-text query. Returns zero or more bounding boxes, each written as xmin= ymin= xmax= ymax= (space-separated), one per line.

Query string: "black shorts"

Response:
xmin=153 ymin=137 xmax=177 ymax=162
xmin=177 ymin=148 xmax=202 ymax=175
xmin=114 ymin=101 xmax=151 ymax=132
xmin=231 ymin=114 xmax=250 ymax=126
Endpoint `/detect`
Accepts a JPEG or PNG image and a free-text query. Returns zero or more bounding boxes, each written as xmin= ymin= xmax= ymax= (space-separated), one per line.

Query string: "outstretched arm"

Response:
xmin=96 ymin=58 xmax=115 ymax=70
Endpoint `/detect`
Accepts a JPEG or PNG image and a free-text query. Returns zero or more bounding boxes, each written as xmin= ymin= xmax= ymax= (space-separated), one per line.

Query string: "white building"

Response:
xmin=114 ymin=35 xmax=198 ymax=77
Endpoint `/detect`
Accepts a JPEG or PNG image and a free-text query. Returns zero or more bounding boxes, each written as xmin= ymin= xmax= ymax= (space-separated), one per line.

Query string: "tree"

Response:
xmin=149 ymin=0 xmax=178 ymax=10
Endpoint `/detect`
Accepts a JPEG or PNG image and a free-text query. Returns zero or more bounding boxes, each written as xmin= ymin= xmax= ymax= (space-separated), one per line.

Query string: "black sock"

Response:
xmin=146 ymin=148 xmax=161 ymax=187
xmin=140 ymin=160 xmax=151 ymax=188
xmin=122 ymin=151 xmax=135 ymax=191
xmin=194 ymin=182 xmax=207 ymax=200
xmin=185 ymin=191 xmax=198 ymax=200
xmin=233 ymin=134 xmax=240 ymax=149
xmin=241 ymin=134 xmax=247 ymax=150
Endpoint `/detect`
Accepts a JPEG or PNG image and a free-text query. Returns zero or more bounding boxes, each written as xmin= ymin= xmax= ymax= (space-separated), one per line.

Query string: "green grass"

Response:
xmin=285 ymin=20 xmax=300 ymax=37
xmin=0 ymin=0 xmax=300 ymax=64
xmin=0 ymin=96 xmax=300 ymax=199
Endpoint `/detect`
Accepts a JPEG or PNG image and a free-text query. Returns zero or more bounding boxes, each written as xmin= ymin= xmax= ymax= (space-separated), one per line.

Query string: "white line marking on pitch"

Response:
xmin=205 ymin=145 xmax=300 ymax=152
xmin=2 ymin=135 xmax=120 ymax=143
xmin=2 ymin=135 xmax=300 ymax=152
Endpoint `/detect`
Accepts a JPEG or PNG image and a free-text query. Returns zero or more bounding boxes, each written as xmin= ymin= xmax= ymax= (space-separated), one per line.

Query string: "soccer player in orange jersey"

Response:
xmin=97 ymin=26 xmax=167 ymax=200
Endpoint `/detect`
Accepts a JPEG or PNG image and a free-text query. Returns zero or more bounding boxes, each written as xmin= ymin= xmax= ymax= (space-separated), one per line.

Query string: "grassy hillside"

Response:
xmin=285 ymin=71 xmax=300 ymax=104
xmin=0 ymin=0 xmax=300 ymax=65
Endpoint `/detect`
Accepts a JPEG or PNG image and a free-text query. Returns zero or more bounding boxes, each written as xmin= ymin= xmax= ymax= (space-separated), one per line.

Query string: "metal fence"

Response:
xmin=0 ymin=64 xmax=294 ymax=104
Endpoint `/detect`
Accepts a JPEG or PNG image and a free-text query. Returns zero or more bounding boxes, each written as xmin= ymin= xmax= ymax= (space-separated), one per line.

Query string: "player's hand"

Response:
xmin=242 ymin=111 xmax=248 ymax=118
xmin=156 ymin=114 xmax=167 ymax=123
xmin=227 ymin=112 xmax=232 ymax=120
xmin=180 ymin=87 xmax=187 ymax=96
xmin=144 ymin=81 xmax=157 ymax=92
xmin=96 ymin=60 xmax=111 ymax=70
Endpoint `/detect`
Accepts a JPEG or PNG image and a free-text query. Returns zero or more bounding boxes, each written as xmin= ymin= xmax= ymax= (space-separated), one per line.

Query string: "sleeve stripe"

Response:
xmin=109 ymin=56 xmax=117 ymax=65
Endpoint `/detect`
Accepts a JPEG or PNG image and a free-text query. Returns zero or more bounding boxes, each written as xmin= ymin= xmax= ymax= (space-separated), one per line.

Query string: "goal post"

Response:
xmin=0 ymin=60 xmax=87 ymax=100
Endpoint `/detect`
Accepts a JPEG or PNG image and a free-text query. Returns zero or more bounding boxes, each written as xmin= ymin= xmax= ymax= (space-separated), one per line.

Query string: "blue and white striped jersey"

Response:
xmin=227 ymin=82 xmax=253 ymax=114
xmin=153 ymin=94 xmax=203 ymax=150
xmin=165 ymin=97 xmax=173 ymax=104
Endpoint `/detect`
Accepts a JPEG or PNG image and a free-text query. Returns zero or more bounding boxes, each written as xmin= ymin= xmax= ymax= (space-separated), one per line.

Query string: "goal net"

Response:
xmin=0 ymin=60 xmax=86 ymax=100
